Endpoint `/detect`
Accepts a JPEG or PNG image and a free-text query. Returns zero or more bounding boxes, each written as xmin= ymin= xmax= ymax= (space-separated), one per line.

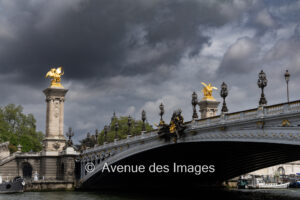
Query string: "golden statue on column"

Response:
xmin=201 ymin=82 xmax=217 ymax=101
xmin=45 ymin=66 xmax=64 ymax=88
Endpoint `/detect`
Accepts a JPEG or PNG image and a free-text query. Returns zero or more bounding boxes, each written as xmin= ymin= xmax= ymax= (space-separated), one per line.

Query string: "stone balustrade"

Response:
xmin=81 ymin=100 xmax=300 ymax=158
xmin=79 ymin=100 xmax=300 ymax=181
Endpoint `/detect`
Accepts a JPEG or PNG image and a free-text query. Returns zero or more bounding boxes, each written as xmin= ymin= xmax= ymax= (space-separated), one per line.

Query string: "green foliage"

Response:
xmin=75 ymin=132 xmax=97 ymax=150
xmin=76 ymin=116 xmax=154 ymax=150
xmin=97 ymin=116 xmax=153 ymax=145
xmin=0 ymin=104 xmax=44 ymax=153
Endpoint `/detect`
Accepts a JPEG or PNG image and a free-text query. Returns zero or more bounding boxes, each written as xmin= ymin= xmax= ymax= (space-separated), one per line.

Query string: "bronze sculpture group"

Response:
xmin=157 ymin=109 xmax=186 ymax=141
xmin=157 ymin=82 xmax=217 ymax=141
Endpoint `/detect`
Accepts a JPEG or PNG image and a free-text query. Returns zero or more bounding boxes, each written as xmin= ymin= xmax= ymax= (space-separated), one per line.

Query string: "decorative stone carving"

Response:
xmin=0 ymin=142 xmax=10 ymax=160
xmin=53 ymin=142 xmax=60 ymax=150
xmin=256 ymin=121 xmax=265 ymax=129
xmin=43 ymin=87 xmax=68 ymax=152
xmin=282 ymin=119 xmax=291 ymax=127
xmin=198 ymin=100 xmax=220 ymax=119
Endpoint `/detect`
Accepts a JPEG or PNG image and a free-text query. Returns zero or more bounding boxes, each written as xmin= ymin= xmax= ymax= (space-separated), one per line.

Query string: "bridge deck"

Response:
xmin=81 ymin=100 xmax=300 ymax=156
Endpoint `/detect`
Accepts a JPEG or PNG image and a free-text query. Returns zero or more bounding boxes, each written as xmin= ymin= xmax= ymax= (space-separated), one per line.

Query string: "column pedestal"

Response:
xmin=198 ymin=99 xmax=220 ymax=119
xmin=43 ymin=87 xmax=68 ymax=152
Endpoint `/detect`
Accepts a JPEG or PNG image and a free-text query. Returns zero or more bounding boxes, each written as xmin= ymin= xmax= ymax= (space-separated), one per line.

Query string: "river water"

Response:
xmin=1 ymin=189 xmax=300 ymax=200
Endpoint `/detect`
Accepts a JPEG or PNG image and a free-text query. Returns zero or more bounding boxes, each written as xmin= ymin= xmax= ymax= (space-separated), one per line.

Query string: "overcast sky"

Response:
xmin=1 ymin=0 xmax=300 ymax=143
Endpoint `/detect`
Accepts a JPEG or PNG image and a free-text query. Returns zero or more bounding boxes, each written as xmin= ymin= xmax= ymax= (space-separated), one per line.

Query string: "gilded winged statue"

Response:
xmin=201 ymin=82 xmax=217 ymax=100
xmin=45 ymin=66 xmax=64 ymax=88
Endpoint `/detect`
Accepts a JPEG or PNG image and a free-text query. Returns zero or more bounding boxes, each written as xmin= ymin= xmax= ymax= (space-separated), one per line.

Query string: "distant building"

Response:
xmin=248 ymin=161 xmax=300 ymax=176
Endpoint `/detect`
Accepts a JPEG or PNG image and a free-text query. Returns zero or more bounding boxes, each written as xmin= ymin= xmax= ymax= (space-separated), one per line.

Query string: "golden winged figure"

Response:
xmin=201 ymin=82 xmax=217 ymax=101
xmin=45 ymin=66 xmax=64 ymax=88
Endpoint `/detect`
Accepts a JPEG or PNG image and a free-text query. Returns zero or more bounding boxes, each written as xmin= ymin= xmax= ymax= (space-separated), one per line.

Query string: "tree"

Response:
xmin=76 ymin=116 xmax=154 ymax=150
xmin=97 ymin=116 xmax=153 ymax=145
xmin=0 ymin=104 xmax=44 ymax=153
xmin=75 ymin=132 xmax=97 ymax=150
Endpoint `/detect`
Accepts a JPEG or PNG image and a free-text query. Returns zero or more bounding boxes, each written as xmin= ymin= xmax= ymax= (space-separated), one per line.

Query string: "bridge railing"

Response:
xmin=81 ymin=130 xmax=158 ymax=155
xmin=243 ymin=109 xmax=257 ymax=119
xmin=81 ymin=100 xmax=300 ymax=155
xmin=290 ymin=101 xmax=300 ymax=111
xmin=191 ymin=100 xmax=300 ymax=127
xmin=266 ymin=104 xmax=284 ymax=115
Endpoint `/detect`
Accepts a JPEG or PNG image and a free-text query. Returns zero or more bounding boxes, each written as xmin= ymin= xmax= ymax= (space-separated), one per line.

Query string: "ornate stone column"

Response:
xmin=43 ymin=87 xmax=68 ymax=152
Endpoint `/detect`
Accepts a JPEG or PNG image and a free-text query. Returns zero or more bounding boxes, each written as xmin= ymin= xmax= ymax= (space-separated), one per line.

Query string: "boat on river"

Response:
xmin=237 ymin=178 xmax=249 ymax=189
xmin=247 ymin=177 xmax=289 ymax=189
xmin=0 ymin=176 xmax=25 ymax=194
xmin=289 ymin=180 xmax=300 ymax=188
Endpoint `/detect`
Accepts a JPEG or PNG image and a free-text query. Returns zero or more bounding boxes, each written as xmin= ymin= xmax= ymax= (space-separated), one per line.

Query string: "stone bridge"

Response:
xmin=78 ymin=100 xmax=300 ymax=189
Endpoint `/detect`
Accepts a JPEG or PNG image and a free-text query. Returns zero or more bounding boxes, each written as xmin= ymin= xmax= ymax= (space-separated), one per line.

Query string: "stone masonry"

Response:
xmin=0 ymin=142 xmax=9 ymax=160
xmin=43 ymin=87 xmax=68 ymax=152
xmin=0 ymin=85 xmax=78 ymax=190
xmin=198 ymin=99 xmax=220 ymax=119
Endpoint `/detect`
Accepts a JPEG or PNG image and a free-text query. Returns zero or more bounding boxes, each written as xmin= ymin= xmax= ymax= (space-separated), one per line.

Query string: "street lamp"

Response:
xmin=103 ymin=125 xmax=108 ymax=142
xmin=159 ymin=103 xmax=164 ymax=123
xmin=127 ymin=115 xmax=132 ymax=135
xmin=191 ymin=91 xmax=198 ymax=119
xmin=66 ymin=127 xmax=74 ymax=147
xmin=95 ymin=129 xmax=99 ymax=145
xmin=141 ymin=110 xmax=146 ymax=132
xmin=114 ymin=121 xmax=119 ymax=140
xmin=257 ymin=70 xmax=268 ymax=106
xmin=220 ymin=82 xmax=228 ymax=113
xmin=284 ymin=70 xmax=290 ymax=103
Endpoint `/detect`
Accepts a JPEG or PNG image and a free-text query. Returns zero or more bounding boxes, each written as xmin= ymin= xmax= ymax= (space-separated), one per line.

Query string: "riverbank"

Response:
xmin=24 ymin=180 xmax=75 ymax=192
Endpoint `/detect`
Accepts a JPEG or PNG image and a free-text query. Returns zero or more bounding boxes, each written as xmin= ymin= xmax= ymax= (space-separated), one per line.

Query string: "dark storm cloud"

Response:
xmin=0 ymin=0 xmax=250 ymax=87
xmin=218 ymin=37 xmax=260 ymax=75
xmin=2 ymin=0 xmax=300 ymax=143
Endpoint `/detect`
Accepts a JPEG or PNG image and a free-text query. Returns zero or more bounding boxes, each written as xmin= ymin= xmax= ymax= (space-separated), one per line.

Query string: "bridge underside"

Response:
xmin=81 ymin=142 xmax=300 ymax=190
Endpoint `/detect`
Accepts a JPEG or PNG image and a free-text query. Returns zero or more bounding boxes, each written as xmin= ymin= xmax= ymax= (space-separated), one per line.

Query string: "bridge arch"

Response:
xmin=277 ymin=166 xmax=285 ymax=175
xmin=79 ymin=101 xmax=300 ymax=189
xmin=81 ymin=140 xmax=300 ymax=189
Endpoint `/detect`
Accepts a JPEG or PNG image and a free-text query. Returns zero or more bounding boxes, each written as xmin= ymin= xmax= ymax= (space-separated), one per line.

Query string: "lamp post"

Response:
xmin=128 ymin=115 xmax=132 ymax=135
xmin=159 ymin=103 xmax=164 ymax=123
xmin=220 ymin=82 xmax=228 ymax=113
xmin=114 ymin=121 xmax=119 ymax=140
xmin=191 ymin=91 xmax=198 ymax=119
xmin=103 ymin=125 xmax=108 ymax=142
xmin=284 ymin=70 xmax=290 ymax=103
xmin=111 ymin=112 xmax=116 ymax=123
xmin=141 ymin=110 xmax=146 ymax=132
xmin=257 ymin=70 xmax=268 ymax=106
xmin=66 ymin=127 xmax=74 ymax=147
xmin=95 ymin=129 xmax=99 ymax=145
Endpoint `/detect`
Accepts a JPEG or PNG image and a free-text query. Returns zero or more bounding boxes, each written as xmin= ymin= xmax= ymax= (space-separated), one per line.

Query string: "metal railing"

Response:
xmin=81 ymin=100 xmax=300 ymax=156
